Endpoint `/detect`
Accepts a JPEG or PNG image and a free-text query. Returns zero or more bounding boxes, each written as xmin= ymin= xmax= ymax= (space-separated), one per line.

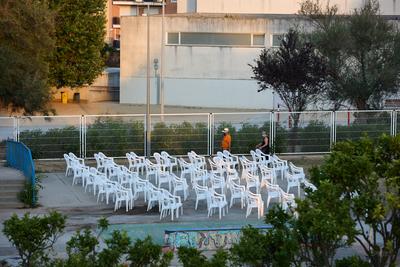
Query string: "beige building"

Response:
xmin=119 ymin=0 xmax=400 ymax=109
xmin=178 ymin=0 xmax=400 ymax=15
xmin=106 ymin=0 xmax=178 ymax=48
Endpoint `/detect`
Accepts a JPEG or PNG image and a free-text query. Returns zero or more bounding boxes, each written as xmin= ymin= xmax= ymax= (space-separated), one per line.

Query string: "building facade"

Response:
xmin=119 ymin=0 xmax=400 ymax=110
xmin=178 ymin=0 xmax=400 ymax=15
xmin=106 ymin=0 xmax=177 ymax=49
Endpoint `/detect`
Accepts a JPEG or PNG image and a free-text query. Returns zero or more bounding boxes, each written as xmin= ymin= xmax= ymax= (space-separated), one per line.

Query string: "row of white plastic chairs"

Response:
xmin=124 ymin=150 xmax=310 ymax=219
xmin=64 ymin=152 xmax=184 ymax=220
xmin=65 ymin=150 xmax=316 ymax=220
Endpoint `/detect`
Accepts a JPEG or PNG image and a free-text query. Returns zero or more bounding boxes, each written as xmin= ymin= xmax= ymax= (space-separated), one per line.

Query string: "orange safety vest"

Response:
xmin=221 ymin=134 xmax=231 ymax=150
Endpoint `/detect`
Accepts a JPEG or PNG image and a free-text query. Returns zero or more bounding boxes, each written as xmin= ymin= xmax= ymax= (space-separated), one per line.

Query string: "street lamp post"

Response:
xmin=146 ymin=4 xmax=151 ymax=157
xmin=160 ymin=0 xmax=165 ymax=121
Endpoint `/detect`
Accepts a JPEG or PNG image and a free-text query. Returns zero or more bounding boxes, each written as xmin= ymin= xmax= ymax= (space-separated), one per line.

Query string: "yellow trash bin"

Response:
xmin=61 ymin=92 xmax=67 ymax=104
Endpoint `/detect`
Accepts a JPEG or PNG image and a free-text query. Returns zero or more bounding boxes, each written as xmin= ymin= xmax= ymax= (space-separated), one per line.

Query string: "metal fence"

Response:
xmin=150 ymin=114 xmax=209 ymax=156
xmin=18 ymin=116 xmax=82 ymax=160
xmin=274 ymin=111 xmax=332 ymax=154
xmin=84 ymin=115 xmax=145 ymax=158
xmin=212 ymin=112 xmax=271 ymax=155
xmin=0 ymin=110 xmax=398 ymax=160
xmin=6 ymin=140 xmax=36 ymax=205
xmin=0 ymin=117 xmax=16 ymax=160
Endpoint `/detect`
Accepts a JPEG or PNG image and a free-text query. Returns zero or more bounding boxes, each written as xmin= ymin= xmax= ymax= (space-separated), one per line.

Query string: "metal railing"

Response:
xmin=0 ymin=110 xmax=398 ymax=160
xmin=6 ymin=141 xmax=36 ymax=205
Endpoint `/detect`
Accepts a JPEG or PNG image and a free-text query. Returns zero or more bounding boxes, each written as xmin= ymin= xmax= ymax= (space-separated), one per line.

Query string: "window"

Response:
xmin=271 ymin=34 xmax=284 ymax=47
xmin=253 ymin=34 xmax=265 ymax=46
xmin=167 ymin=32 xmax=179 ymax=44
xmin=180 ymin=33 xmax=251 ymax=46
xmin=167 ymin=32 xmax=265 ymax=47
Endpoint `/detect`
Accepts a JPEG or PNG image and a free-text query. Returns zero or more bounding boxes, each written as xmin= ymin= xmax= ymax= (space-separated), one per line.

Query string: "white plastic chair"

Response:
xmin=280 ymin=189 xmax=296 ymax=211
xmin=64 ymin=154 xmax=73 ymax=176
xmin=265 ymin=181 xmax=281 ymax=208
xmin=245 ymin=191 xmax=264 ymax=219
xmin=171 ymin=173 xmax=189 ymax=201
xmin=71 ymin=162 xmax=88 ymax=186
xmin=157 ymin=170 xmax=172 ymax=191
xmin=240 ymin=156 xmax=258 ymax=179
xmin=146 ymin=184 xmax=163 ymax=211
xmin=194 ymin=183 xmax=208 ymax=210
xmin=270 ymin=154 xmax=288 ymax=180
xmin=193 ymin=168 xmax=209 ymax=187
xmin=229 ymin=180 xmax=245 ymax=209
xmin=303 ymin=180 xmax=317 ymax=194
xmin=161 ymin=151 xmax=178 ymax=172
xmin=127 ymin=152 xmax=146 ymax=174
xmin=260 ymin=165 xmax=276 ymax=188
xmin=178 ymin=158 xmax=195 ymax=180
xmin=159 ymin=190 xmax=182 ymax=221
xmin=97 ymin=180 xmax=118 ymax=204
xmin=286 ymin=171 xmax=301 ymax=197
xmin=223 ymin=150 xmax=239 ymax=170
xmin=243 ymin=172 xmax=260 ymax=194
xmin=210 ymin=172 xmax=226 ymax=194
xmin=114 ymin=186 xmax=135 ymax=212
xmin=206 ymin=190 xmax=228 ymax=220
xmin=188 ymin=151 xmax=206 ymax=170
xmin=69 ymin=152 xmax=85 ymax=165
xmin=145 ymin=159 xmax=159 ymax=182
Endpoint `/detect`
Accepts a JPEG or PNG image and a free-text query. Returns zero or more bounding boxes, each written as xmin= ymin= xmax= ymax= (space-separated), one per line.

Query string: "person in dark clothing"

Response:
xmin=256 ymin=131 xmax=270 ymax=154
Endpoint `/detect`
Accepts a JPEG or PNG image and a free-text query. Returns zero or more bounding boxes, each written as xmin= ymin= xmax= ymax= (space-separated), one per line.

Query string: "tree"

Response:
xmin=49 ymin=0 xmax=106 ymax=89
xmin=230 ymin=207 xmax=299 ymax=267
xmin=311 ymin=134 xmax=400 ymax=266
xmin=0 ymin=0 xmax=55 ymax=115
xmin=177 ymin=247 xmax=228 ymax=267
xmin=300 ymin=0 xmax=400 ymax=110
xmin=250 ymin=28 xmax=329 ymax=127
xmin=3 ymin=211 xmax=66 ymax=267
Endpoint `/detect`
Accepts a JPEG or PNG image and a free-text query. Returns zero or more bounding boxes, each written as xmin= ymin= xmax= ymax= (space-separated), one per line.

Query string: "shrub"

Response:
xmin=2 ymin=211 xmax=66 ymax=267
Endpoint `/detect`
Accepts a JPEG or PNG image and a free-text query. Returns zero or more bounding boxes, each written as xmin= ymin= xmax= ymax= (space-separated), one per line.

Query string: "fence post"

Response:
xmin=16 ymin=116 xmax=20 ymax=142
xmin=330 ymin=111 xmax=335 ymax=150
xmin=394 ymin=111 xmax=398 ymax=136
xmin=209 ymin=113 xmax=214 ymax=156
xmin=270 ymin=112 xmax=274 ymax=153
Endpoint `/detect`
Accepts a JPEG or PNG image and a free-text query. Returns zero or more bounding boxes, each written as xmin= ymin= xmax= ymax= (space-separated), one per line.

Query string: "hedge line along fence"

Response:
xmin=0 ymin=111 xmax=397 ymax=160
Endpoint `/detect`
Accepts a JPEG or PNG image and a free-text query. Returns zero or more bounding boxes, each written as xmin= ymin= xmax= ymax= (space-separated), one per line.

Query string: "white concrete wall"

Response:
xmin=178 ymin=0 xmax=400 ymax=15
xmin=120 ymin=15 xmax=304 ymax=109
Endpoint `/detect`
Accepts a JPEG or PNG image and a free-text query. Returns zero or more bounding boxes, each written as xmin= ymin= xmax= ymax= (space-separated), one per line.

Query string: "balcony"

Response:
xmin=113 ymin=0 xmax=163 ymax=6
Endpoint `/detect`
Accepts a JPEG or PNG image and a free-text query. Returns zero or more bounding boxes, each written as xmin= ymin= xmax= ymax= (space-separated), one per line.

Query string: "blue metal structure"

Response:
xmin=6 ymin=140 xmax=36 ymax=205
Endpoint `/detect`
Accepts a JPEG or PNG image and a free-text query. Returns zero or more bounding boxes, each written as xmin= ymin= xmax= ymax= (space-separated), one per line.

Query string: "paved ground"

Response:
xmin=0 ymin=160 xmax=392 ymax=266
xmin=0 ymin=101 xmax=267 ymax=117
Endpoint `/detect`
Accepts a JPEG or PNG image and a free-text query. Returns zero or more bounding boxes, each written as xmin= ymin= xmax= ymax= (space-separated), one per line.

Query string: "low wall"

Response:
xmin=164 ymin=225 xmax=272 ymax=250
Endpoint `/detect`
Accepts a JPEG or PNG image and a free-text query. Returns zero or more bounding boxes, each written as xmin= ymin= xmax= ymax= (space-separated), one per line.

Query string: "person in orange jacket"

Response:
xmin=221 ymin=128 xmax=231 ymax=152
